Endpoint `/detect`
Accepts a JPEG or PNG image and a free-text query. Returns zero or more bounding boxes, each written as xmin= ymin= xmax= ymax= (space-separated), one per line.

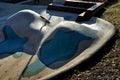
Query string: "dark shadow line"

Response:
xmin=18 ymin=55 xmax=34 ymax=80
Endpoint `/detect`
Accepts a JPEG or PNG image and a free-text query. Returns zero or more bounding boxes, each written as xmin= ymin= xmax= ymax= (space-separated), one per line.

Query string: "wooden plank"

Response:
xmin=48 ymin=1 xmax=104 ymax=21
xmin=76 ymin=11 xmax=93 ymax=21
xmin=47 ymin=3 xmax=85 ymax=14
xmin=64 ymin=0 xmax=95 ymax=8
xmin=76 ymin=2 xmax=104 ymax=21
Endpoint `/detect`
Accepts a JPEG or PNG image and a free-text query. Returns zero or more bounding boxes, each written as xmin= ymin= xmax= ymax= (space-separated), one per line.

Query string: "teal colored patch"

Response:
xmin=13 ymin=52 xmax=23 ymax=58
xmin=0 ymin=25 xmax=28 ymax=54
xmin=23 ymin=59 xmax=46 ymax=77
xmin=39 ymin=29 xmax=94 ymax=66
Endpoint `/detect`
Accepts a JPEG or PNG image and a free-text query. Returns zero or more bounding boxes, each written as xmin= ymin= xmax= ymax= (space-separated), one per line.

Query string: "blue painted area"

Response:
xmin=0 ymin=25 xmax=28 ymax=55
xmin=0 ymin=0 xmax=25 ymax=3
xmin=39 ymin=29 xmax=93 ymax=66
xmin=23 ymin=59 xmax=46 ymax=77
xmin=23 ymin=29 xmax=94 ymax=77
xmin=64 ymin=16 xmax=73 ymax=20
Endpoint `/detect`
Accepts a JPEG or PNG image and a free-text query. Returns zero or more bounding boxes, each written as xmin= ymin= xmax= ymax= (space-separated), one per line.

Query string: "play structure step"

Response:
xmin=47 ymin=3 xmax=86 ymax=14
xmin=76 ymin=2 xmax=104 ymax=21
xmin=47 ymin=0 xmax=104 ymax=21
